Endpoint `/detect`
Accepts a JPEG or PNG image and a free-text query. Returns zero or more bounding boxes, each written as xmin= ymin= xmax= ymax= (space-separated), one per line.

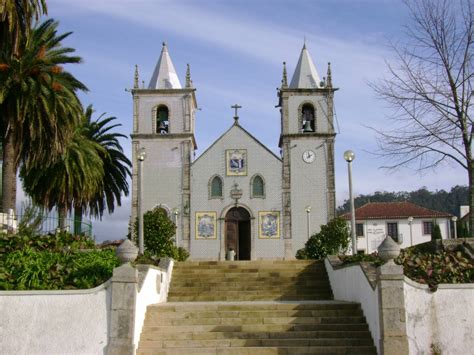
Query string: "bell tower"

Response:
xmin=278 ymin=44 xmax=337 ymax=258
xmin=131 ymin=42 xmax=197 ymax=250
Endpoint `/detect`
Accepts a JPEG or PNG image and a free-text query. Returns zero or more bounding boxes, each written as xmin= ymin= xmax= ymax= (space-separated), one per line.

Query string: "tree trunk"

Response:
xmin=74 ymin=205 xmax=83 ymax=235
xmin=2 ymin=133 xmax=18 ymax=213
xmin=470 ymin=163 xmax=474 ymax=238
xmin=58 ymin=205 xmax=67 ymax=231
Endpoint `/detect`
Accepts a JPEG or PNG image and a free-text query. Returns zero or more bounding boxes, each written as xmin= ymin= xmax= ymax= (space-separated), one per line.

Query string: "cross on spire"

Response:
xmin=231 ymin=104 xmax=242 ymax=122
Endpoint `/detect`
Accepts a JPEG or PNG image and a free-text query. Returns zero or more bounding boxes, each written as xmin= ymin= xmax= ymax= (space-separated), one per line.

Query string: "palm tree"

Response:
xmin=0 ymin=19 xmax=87 ymax=212
xmin=0 ymin=0 xmax=47 ymax=54
xmin=74 ymin=106 xmax=131 ymax=232
xmin=21 ymin=122 xmax=105 ymax=229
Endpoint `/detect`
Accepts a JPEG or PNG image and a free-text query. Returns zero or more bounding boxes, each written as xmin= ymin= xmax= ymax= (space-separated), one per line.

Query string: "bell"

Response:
xmin=158 ymin=121 xmax=167 ymax=133
xmin=303 ymin=120 xmax=313 ymax=132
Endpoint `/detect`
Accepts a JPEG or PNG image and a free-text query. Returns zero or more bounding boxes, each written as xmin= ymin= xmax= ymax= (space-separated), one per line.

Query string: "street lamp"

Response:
xmin=452 ymin=216 xmax=458 ymax=239
xmin=344 ymin=150 xmax=357 ymax=255
xmin=305 ymin=206 xmax=312 ymax=241
xmin=172 ymin=208 xmax=180 ymax=247
xmin=137 ymin=147 xmax=147 ymax=255
xmin=408 ymin=216 xmax=414 ymax=246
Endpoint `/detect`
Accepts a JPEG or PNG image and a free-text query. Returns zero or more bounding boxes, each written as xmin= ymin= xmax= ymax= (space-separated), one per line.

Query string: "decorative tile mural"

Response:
xmin=259 ymin=211 xmax=280 ymax=239
xmin=195 ymin=212 xmax=217 ymax=239
xmin=226 ymin=149 xmax=247 ymax=176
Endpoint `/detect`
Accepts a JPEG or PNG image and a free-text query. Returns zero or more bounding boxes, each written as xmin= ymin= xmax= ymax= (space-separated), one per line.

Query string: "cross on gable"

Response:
xmin=231 ymin=104 xmax=242 ymax=121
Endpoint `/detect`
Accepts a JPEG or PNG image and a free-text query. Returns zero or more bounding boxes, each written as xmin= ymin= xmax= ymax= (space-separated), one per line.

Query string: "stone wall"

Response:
xmin=1 ymin=282 xmax=112 ymax=355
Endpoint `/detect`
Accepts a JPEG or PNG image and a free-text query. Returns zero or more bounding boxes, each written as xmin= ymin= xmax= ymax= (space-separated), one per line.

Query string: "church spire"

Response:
xmin=148 ymin=42 xmax=182 ymax=89
xmin=289 ymin=44 xmax=321 ymax=89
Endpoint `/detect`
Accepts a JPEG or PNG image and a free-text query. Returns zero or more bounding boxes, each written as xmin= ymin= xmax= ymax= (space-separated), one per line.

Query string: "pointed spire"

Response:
xmin=326 ymin=62 xmax=332 ymax=88
xmin=134 ymin=64 xmax=139 ymax=89
xmin=148 ymin=42 xmax=182 ymax=89
xmin=281 ymin=62 xmax=288 ymax=89
xmin=185 ymin=63 xmax=192 ymax=88
xmin=289 ymin=44 xmax=321 ymax=89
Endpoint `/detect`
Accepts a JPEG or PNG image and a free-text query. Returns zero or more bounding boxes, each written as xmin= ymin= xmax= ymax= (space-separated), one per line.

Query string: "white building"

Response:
xmin=131 ymin=43 xmax=337 ymax=260
xmin=342 ymin=202 xmax=453 ymax=254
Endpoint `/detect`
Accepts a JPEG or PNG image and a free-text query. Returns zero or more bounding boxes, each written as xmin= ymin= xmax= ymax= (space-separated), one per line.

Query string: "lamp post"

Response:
xmin=137 ymin=147 xmax=147 ymax=255
xmin=344 ymin=150 xmax=357 ymax=255
xmin=408 ymin=216 xmax=414 ymax=246
xmin=173 ymin=208 xmax=180 ymax=247
xmin=452 ymin=216 xmax=458 ymax=239
xmin=305 ymin=206 xmax=312 ymax=241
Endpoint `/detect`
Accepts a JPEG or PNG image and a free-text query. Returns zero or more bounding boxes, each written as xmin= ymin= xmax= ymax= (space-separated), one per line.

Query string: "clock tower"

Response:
xmin=278 ymin=44 xmax=337 ymax=258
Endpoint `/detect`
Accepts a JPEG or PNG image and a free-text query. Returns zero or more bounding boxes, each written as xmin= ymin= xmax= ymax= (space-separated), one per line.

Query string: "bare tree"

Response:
xmin=371 ymin=0 xmax=473 ymax=236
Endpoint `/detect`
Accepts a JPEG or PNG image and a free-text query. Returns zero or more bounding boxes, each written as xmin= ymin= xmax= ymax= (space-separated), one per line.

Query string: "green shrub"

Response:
xmin=295 ymin=217 xmax=351 ymax=260
xmin=395 ymin=246 xmax=473 ymax=287
xmin=431 ymin=223 xmax=442 ymax=241
xmin=1 ymin=248 xmax=119 ymax=290
xmin=134 ymin=208 xmax=188 ymax=261
xmin=339 ymin=253 xmax=384 ymax=267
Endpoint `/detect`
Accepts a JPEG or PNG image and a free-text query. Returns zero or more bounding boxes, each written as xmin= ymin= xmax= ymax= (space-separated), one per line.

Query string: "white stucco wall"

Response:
xmin=324 ymin=258 xmax=380 ymax=352
xmin=133 ymin=260 xmax=174 ymax=352
xmin=1 ymin=281 xmax=111 ymax=355
xmin=190 ymin=124 xmax=283 ymax=260
xmin=354 ymin=218 xmax=451 ymax=254
xmin=404 ymin=279 xmax=474 ymax=355
xmin=324 ymin=258 xmax=380 ymax=354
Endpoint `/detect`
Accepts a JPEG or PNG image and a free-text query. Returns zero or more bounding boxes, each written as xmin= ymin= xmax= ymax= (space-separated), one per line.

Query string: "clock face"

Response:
xmin=302 ymin=150 xmax=315 ymax=163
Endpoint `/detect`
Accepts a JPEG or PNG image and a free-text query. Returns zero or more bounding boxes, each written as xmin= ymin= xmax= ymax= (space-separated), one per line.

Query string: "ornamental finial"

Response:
xmin=281 ymin=61 xmax=288 ymax=89
xmin=185 ymin=63 xmax=192 ymax=88
xmin=327 ymin=62 xmax=332 ymax=88
xmin=134 ymin=64 xmax=139 ymax=89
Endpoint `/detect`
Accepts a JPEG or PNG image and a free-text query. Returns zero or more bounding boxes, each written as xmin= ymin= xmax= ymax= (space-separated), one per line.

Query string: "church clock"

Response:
xmin=302 ymin=150 xmax=315 ymax=163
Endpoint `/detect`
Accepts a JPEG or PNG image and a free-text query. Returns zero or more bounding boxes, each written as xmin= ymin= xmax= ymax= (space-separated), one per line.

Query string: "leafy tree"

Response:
xmin=0 ymin=19 xmax=87 ymax=211
xmin=431 ymin=223 xmax=442 ymax=241
xmin=370 ymin=0 xmax=473 ymax=236
xmin=337 ymin=186 xmax=468 ymax=217
xmin=296 ymin=217 xmax=350 ymax=260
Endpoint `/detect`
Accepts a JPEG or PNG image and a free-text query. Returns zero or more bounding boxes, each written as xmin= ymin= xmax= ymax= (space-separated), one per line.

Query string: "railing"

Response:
xmin=0 ymin=208 xmax=93 ymax=237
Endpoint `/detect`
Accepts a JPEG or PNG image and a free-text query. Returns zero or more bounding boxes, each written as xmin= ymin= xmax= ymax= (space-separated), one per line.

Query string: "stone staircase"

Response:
xmin=137 ymin=260 xmax=376 ymax=354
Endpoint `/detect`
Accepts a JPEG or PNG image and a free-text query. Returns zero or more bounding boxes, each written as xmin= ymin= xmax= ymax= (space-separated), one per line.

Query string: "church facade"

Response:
xmin=130 ymin=43 xmax=337 ymax=260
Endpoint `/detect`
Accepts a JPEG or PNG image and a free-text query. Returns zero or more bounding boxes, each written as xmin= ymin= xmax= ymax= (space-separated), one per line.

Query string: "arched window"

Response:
xmin=156 ymin=105 xmax=169 ymax=134
xmin=301 ymin=103 xmax=315 ymax=132
xmin=209 ymin=176 xmax=223 ymax=199
xmin=251 ymin=175 xmax=265 ymax=198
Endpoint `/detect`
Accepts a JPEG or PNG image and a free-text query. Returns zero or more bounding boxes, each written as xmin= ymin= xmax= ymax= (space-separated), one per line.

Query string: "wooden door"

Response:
xmin=225 ymin=220 xmax=238 ymax=257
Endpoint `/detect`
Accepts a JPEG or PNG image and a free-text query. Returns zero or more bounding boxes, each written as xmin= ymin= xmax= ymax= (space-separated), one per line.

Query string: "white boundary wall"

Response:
xmin=324 ymin=258 xmax=380 ymax=354
xmin=325 ymin=257 xmax=474 ymax=355
xmin=404 ymin=279 xmax=474 ymax=354
xmin=133 ymin=260 xmax=174 ymax=352
xmin=1 ymin=281 xmax=112 ymax=355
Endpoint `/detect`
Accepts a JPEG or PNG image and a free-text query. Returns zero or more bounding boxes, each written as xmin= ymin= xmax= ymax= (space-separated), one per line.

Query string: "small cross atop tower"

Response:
xmin=231 ymin=104 xmax=242 ymax=122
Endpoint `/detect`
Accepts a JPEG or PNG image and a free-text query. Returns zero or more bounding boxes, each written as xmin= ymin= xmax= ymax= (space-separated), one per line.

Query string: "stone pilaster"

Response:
xmin=181 ymin=141 xmax=191 ymax=250
xmin=326 ymin=138 xmax=336 ymax=221
xmin=377 ymin=261 xmax=409 ymax=355
xmin=107 ymin=264 xmax=138 ymax=355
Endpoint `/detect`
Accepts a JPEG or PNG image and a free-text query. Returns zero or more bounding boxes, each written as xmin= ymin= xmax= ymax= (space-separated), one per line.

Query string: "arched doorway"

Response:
xmin=225 ymin=207 xmax=251 ymax=260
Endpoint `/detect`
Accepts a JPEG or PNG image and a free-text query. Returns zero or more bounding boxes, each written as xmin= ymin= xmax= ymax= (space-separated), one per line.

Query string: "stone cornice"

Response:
xmin=131 ymin=133 xmax=197 ymax=149
xmin=278 ymin=133 xmax=336 ymax=147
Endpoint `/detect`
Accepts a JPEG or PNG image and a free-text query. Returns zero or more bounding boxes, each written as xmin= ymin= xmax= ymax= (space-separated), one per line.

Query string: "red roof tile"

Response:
xmin=341 ymin=202 xmax=452 ymax=220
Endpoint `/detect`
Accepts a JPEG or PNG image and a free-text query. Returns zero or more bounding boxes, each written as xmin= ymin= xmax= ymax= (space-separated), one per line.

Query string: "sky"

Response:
xmin=20 ymin=0 xmax=466 ymax=242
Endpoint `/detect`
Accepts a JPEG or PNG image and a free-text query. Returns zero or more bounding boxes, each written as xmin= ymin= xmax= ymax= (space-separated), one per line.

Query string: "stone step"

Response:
xmin=139 ymin=329 xmax=373 ymax=341
xmin=141 ymin=322 xmax=370 ymax=334
xmin=148 ymin=309 xmax=363 ymax=319
xmin=144 ymin=315 xmax=367 ymax=326
xmin=167 ymin=294 xmax=333 ymax=302
xmin=168 ymin=286 xmax=330 ymax=293
xmin=137 ymin=345 xmax=377 ymax=354
xmin=138 ymin=337 xmax=375 ymax=349
xmin=171 ymin=268 xmax=327 ymax=275
xmin=151 ymin=302 xmax=361 ymax=312
xmin=173 ymin=260 xmax=323 ymax=267
xmin=170 ymin=280 xmax=330 ymax=287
